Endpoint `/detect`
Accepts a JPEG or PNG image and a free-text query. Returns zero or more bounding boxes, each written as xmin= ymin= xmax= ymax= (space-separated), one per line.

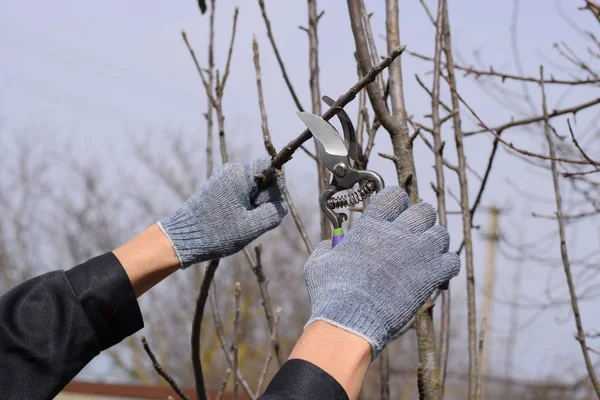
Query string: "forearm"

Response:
xmin=289 ymin=321 xmax=371 ymax=399
xmin=113 ymin=224 xmax=180 ymax=297
xmin=260 ymin=321 xmax=371 ymax=400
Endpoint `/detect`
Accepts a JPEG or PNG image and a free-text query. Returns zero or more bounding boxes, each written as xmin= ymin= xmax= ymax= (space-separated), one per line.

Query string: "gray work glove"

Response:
xmin=158 ymin=158 xmax=287 ymax=268
xmin=304 ymin=187 xmax=461 ymax=357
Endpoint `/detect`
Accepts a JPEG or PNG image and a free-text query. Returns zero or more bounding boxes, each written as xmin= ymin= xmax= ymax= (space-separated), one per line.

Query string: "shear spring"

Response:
xmin=327 ymin=181 xmax=377 ymax=209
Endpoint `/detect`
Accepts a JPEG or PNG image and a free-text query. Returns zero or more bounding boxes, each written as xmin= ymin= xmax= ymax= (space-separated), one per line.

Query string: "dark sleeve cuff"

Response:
xmin=66 ymin=252 xmax=144 ymax=350
xmin=260 ymin=359 xmax=349 ymax=400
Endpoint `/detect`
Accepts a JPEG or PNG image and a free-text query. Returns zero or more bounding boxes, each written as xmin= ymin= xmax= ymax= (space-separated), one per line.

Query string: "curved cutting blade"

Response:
xmin=321 ymin=95 xmax=359 ymax=162
xmin=297 ymin=112 xmax=348 ymax=165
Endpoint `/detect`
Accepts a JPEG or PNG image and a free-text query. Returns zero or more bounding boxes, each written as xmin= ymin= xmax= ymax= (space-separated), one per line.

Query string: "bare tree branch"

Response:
xmin=182 ymin=7 xmax=239 ymax=165
xmin=206 ymin=0 xmax=216 ymax=179
xmin=582 ymin=0 xmax=600 ymax=24
xmin=475 ymin=316 xmax=487 ymax=400
xmin=251 ymin=245 xmax=284 ymax=367
xmin=256 ymin=307 xmax=282 ymax=396
xmin=532 ymin=210 xmax=600 ymax=220
xmin=192 ymin=260 xmax=220 ymax=400
xmin=232 ymin=282 xmax=241 ymax=400
xmin=306 ymin=0 xmax=331 ymax=241
xmin=215 ymin=368 xmax=231 ymax=400
xmin=265 ymin=44 xmax=406 ymax=173
xmin=142 ymin=337 xmax=191 ymax=400
xmin=379 ymin=349 xmax=390 ymax=400
xmin=209 ymin=283 xmax=257 ymax=399
xmin=540 ymin=65 xmax=600 ymax=398
xmin=252 ymin=37 xmax=313 ymax=254
xmin=217 ymin=7 xmax=239 ymax=98
xmin=447 ymin=79 xmax=597 ymax=165
xmin=442 ymin=4 xmax=479 ymax=398
xmin=360 ymin=2 xmax=385 ymax=95
xmin=568 ymin=119 xmax=600 ymax=165
xmin=464 ymin=97 xmax=600 ymax=136
xmin=429 ymin=1 xmax=451 ymax=394
xmin=410 ymin=51 xmax=600 ymax=85
xmin=257 ymin=0 xmax=305 ymax=111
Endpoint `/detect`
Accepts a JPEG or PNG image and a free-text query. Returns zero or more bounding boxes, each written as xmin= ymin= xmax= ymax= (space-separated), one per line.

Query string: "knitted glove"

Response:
xmin=304 ymin=187 xmax=461 ymax=357
xmin=158 ymin=158 xmax=287 ymax=268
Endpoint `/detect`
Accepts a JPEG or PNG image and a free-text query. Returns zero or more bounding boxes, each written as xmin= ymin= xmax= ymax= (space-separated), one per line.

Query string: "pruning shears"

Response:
xmin=297 ymin=96 xmax=385 ymax=247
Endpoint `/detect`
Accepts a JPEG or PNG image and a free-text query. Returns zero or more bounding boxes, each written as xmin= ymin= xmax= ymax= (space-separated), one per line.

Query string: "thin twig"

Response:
xmin=456 ymin=137 xmax=500 ymax=254
xmin=251 ymin=245 xmax=284 ymax=366
xmin=209 ymin=284 xmax=257 ymax=399
xmin=444 ymin=76 xmax=596 ymax=165
xmin=415 ymin=74 xmax=452 ymax=113
xmin=307 ymin=0 xmax=331 ymax=241
xmin=300 ymin=145 xmax=318 ymax=160
xmin=252 ymin=37 xmax=313 ymax=255
xmin=252 ymin=36 xmax=277 ymax=158
xmin=475 ymin=316 xmax=487 ymax=400
xmin=192 ymin=260 xmax=220 ymax=400
xmin=360 ymin=2 xmax=385 ymax=95
xmin=232 ymin=282 xmax=241 ymax=400
xmin=256 ymin=308 xmax=282 ymax=396
xmin=380 ymin=349 xmax=390 ymax=400
xmin=410 ymin=51 xmax=600 ymax=86
xmin=355 ymin=87 xmax=367 ymax=152
xmin=363 ymin=108 xmax=378 ymax=164
xmin=419 ymin=0 xmax=436 ymax=25
xmin=182 ymin=7 xmax=239 ymax=165
xmin=257 ymin=0 xmax=305 ymax=111
xmin=564 ymin=168 xmax=600 ymax=177
xmin=182 ymin=31 xmax=217 ymax=107
xmin=568 ymin=119 xmax=600 ymax=165
xmin=532 ymin=210 xmax=600 ymax=220
xmin=141 ymin=337 xmax=191 ymax=400
xmin=215 ymin=369 xmax=231 ymax=400
xmin=378 ymin=152 xmax=399 ymax=162
xmin=464 ymin=97 xmax=600 ymax=136
xmin=430 ymin=1 xmax=451 ymax=395
xmin=205 ymin=0 xmax=216 ymax=179
xmin=540 ymin=65 xmax=600 ymax=398
xmin=442 ymin=4 xmax=478 ymax=398
xmin=413 ymin=124 xmax=458 ymax=171
xmin=217 ymin=7 xmax=239 ymax=97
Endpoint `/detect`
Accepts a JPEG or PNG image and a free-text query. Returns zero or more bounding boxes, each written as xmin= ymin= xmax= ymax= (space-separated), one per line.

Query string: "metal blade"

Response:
xmin=322 ymin=96 xmax=359 ymax=162
xmin=296 ymin=112 xmax=348 ymax=158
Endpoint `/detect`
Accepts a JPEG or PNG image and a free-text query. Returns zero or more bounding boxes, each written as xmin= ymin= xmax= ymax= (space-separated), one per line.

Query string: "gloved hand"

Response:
xmin=304 ymin=187 xmax=461 ymax=358
xmin=158 ymin=158 xmax=287 ymax=268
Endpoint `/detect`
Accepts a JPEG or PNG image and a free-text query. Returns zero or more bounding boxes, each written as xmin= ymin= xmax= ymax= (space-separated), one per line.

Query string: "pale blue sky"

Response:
xmin=2 ymin=0 xmax=599 ymax=386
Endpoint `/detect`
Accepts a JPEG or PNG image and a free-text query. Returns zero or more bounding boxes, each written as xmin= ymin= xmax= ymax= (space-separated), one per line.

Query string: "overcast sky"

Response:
xmin=2 ymin=0 xmax=600 ymax=386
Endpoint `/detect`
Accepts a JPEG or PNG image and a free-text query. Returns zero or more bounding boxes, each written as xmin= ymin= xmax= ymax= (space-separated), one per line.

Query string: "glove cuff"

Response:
xmin=305 ymin=291 xmax=392 ymax=358
xmin=156 ymin=221 xmax=186 ymax=269
xmin=158 ymin=208 xmax=215 ymax=268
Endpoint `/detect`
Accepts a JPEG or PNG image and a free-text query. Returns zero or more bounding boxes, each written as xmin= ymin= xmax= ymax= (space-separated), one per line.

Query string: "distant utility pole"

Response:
xmin=480 ymin=207 xmax=500 ymax=399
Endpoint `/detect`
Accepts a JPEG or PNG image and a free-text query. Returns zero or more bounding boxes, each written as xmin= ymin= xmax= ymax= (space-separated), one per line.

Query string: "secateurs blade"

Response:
xmin=297 ymin=96 xmax=385 ymax=247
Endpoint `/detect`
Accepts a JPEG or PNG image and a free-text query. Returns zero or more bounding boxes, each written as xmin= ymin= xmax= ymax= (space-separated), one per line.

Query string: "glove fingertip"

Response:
xmin=362 ymin=187 xmax=409 ymax=222
xmin=440 ymin=252 xmax=461 ymax=280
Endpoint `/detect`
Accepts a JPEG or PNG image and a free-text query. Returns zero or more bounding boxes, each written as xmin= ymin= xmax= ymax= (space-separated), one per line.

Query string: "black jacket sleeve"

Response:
xmin=259 ymin=359 xmax=349 ymax=400
xmin=0 ymin=252 xmax=348 ymax=400
xmin=0 ymin=252 xmax=143 ymax=400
